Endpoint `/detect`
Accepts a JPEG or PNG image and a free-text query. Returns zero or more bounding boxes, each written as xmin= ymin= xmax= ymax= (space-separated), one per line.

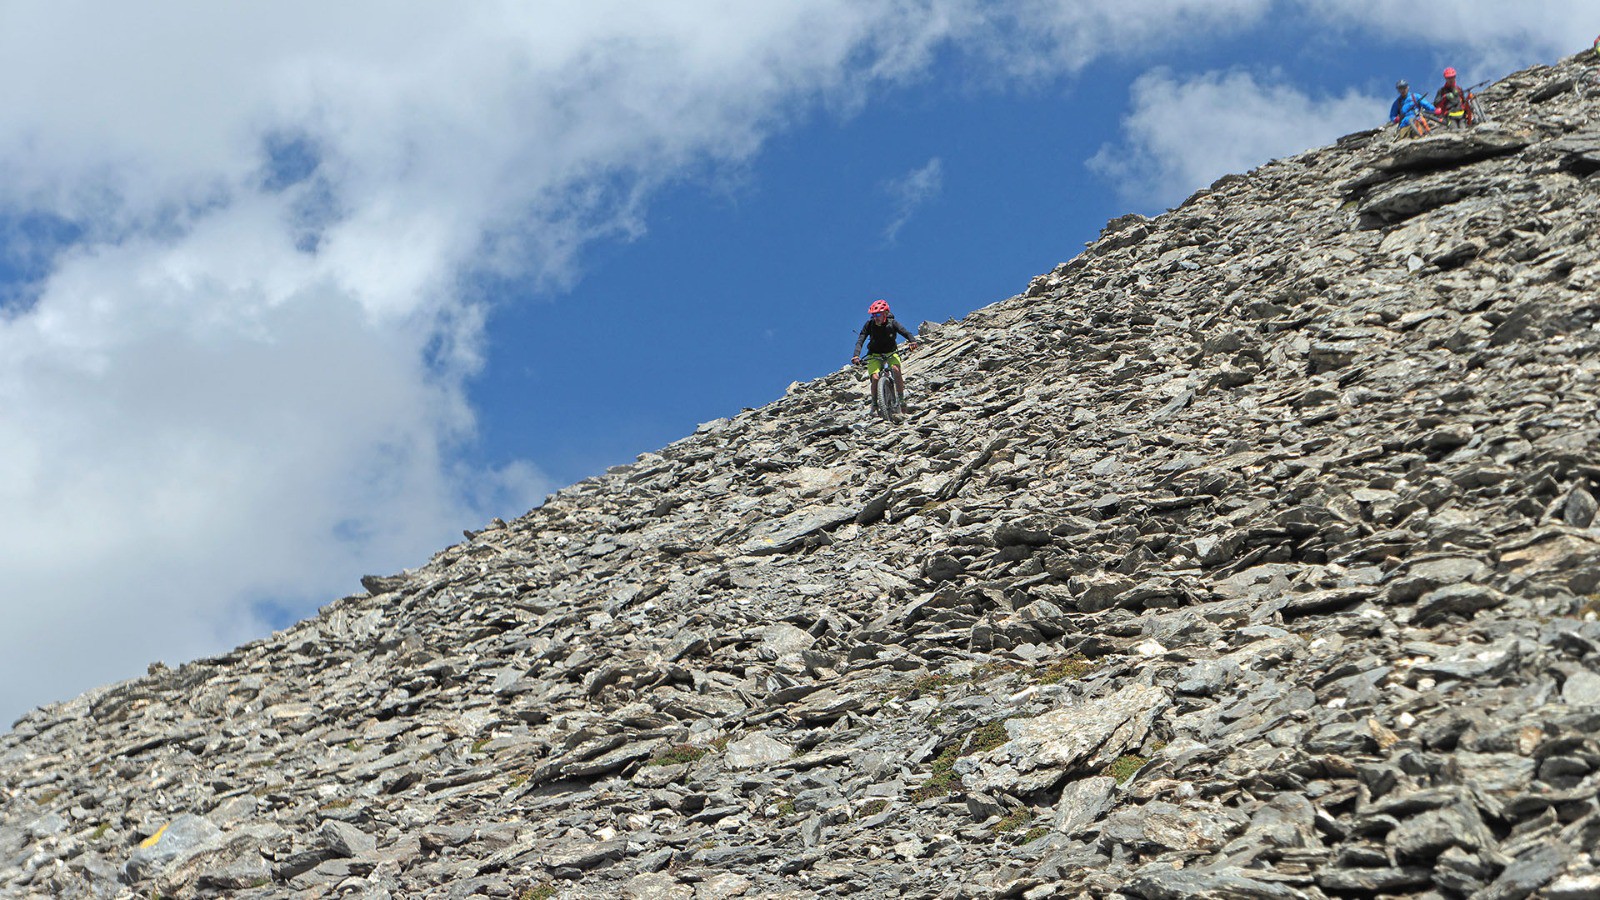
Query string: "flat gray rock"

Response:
xmin=1052 ymin=776 xmax=1117 ymax=836
xmin=122 ymin=814 xmax=222 ymax=883
xmin=739 ymin=504 xmax=857 ymax=555
xmin=967 ymin=684 xmax=1168 ymax=793
xmin=723 ymin=732 xmax=793 ymax=770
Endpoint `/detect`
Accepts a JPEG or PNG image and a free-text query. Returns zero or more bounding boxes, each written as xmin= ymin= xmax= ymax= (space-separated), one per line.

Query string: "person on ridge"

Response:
xmin=1390 ymin=79 xmax=1432 ymax=135
xmin=852 ymin=299 xmax=918 ymax=417
xmin=1433 ymin=67 xmax=1472 ymax=128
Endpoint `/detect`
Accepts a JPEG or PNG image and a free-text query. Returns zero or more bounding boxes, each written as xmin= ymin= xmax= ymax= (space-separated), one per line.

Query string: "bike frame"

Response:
xmin=862 ymin=351 xmax=905 ymax=421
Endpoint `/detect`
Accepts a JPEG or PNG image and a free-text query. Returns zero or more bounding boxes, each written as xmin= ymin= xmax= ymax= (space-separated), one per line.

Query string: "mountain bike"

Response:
xmin=1466 ymin=85 xmax=1492 ymax=124
xmin=857 ymin=351 xmax=907 ymax=422
xmin=1577 ymin=68 xmax=1600 ymax=101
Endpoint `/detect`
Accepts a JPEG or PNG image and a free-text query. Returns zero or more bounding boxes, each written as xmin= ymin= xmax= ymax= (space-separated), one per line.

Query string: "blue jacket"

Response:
xmin=1390 ymin=92 xmax=1430 ymax=125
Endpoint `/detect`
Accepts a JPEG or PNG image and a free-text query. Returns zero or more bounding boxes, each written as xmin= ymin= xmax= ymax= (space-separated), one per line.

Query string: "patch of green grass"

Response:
xmin=910 ymin=756 xmax=961 ymax=802
xmin=903 ymin=672 xmax=958 ymax=696
xmin=35 ymin=789 xmax=63 ymax=806
xmin=910 ymin=721 xmax=1013 ymax=802
xmin=1033 ymin=657 xmax=1094 ymax=685
xmin=518 ymin=884 xmax=557 ymax=900
xmin=90 ymin=823 xmax=111 ymax=841
xmin=1022 ymin=826 xmax=1050 ymax=843
xmin=968 ymin=721 xmax=1009 ymax=753
xmin=992 ymin=807 xmax=1030 ymax=834
xmin=899 ymin=660 xmax=1059 ymax=701
xmin=973 ymin=661 xmax=1024 ymax=681
xmin=317 ymin=798 xmax=354 ymax=811
xmin=1106 ymin=754 xmax=1149 ymax=784
xmin=773 ymin=798 xmax=797 ymax=818
xmin=471 ymin=736 xmax=492 ymax=754
xmin=858 ymin=799 xmax=889 ymax=819
xmin=648 ymin=743 xmax=710 ymax=767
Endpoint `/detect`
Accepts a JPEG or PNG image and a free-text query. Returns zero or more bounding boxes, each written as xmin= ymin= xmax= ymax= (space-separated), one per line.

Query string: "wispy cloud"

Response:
xmin=1087 ymin=68 xmax=1378 ymax=209
xmin=882 ymin=157 xmax=945 ymax=243
xmin=1299 ymin=0 xmax=1595 ymax=75
xmin=985 ymin=0 xmax=1275 ymax=80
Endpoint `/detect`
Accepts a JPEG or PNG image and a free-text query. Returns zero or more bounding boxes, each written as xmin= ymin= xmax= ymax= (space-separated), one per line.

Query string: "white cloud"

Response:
xmin=1299 ymin=0 xmax=1596 ymax=77
xmin=989 ymin=0 xmax=1275 ymax=79
xmin=883 ymin=157 xmax=945 ymax=242
xmin=1088 ymin=68 xmax=1380 ymax=208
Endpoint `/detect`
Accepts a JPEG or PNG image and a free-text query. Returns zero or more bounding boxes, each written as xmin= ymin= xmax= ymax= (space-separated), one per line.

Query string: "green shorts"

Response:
xmin=865 ymin=352 xmax=901 ymax=376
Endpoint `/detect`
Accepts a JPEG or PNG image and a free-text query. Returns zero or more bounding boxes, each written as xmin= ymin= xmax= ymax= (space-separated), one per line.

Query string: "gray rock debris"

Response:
xmin=10 ymin=51 xmax=1600 ymax=900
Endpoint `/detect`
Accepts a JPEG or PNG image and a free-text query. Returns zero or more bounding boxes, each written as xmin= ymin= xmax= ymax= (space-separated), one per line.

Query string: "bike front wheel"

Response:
xmin=877 ymin=377 xmax=901 ymax=422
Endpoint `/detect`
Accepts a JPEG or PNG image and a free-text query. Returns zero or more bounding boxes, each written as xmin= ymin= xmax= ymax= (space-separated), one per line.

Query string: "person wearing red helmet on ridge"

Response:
xmin=1434 ymin=67 xmax=1472 ymax=128
xmin=852 ymin=299 xmax=918 ymax=417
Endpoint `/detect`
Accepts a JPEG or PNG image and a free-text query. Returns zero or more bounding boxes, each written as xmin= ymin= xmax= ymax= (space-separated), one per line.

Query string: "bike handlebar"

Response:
xmin=853 ymin=344 xmax=918 ymax=365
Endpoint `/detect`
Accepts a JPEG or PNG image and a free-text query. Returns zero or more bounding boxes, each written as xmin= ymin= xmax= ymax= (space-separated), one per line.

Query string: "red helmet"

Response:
xmin=1443 ymin=67 xmax=1457 ymax=79
xmin=869 ymin=299 xmax=890 ymax=315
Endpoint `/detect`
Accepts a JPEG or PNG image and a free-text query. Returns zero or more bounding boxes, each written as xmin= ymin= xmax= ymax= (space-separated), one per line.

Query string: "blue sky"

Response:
xmin=0 ymin=1 xmax=1592 ymax=725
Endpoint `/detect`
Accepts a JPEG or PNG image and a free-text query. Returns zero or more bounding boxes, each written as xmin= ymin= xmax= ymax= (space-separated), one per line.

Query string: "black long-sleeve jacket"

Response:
xmin=854 ymin=315 xmax=915 ymax=357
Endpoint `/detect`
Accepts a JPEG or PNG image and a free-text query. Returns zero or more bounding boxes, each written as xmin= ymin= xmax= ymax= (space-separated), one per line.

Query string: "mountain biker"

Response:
xmin=851 ymin=299 xmax=918 ymax=416
xmin=1433 ymin=67 xmax=1472 ymax=128
xmin=1390 ymin=79 xmax=1432 ymax=135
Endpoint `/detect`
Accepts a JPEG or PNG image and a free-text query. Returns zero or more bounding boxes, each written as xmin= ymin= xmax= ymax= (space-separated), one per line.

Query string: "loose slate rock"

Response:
xmin=12 ymin=52 xmax=1600 ymax=900
xmin=123 ymin=815 xmax=222 ymax=883
xmin=739 ymin=504 xmax=857 ymax=555
xmin=967 ymin=684 xmax=1168 ymax=793
xmin=723 ymin=732 xmax=793 ymax=770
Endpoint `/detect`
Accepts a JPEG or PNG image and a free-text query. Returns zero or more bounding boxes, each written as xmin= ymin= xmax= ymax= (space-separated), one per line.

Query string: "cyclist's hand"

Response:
xmin=851 ymin=356 xmax=861 ymax=366
xmin=906 ymin=342 xmax=919 ymax=352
